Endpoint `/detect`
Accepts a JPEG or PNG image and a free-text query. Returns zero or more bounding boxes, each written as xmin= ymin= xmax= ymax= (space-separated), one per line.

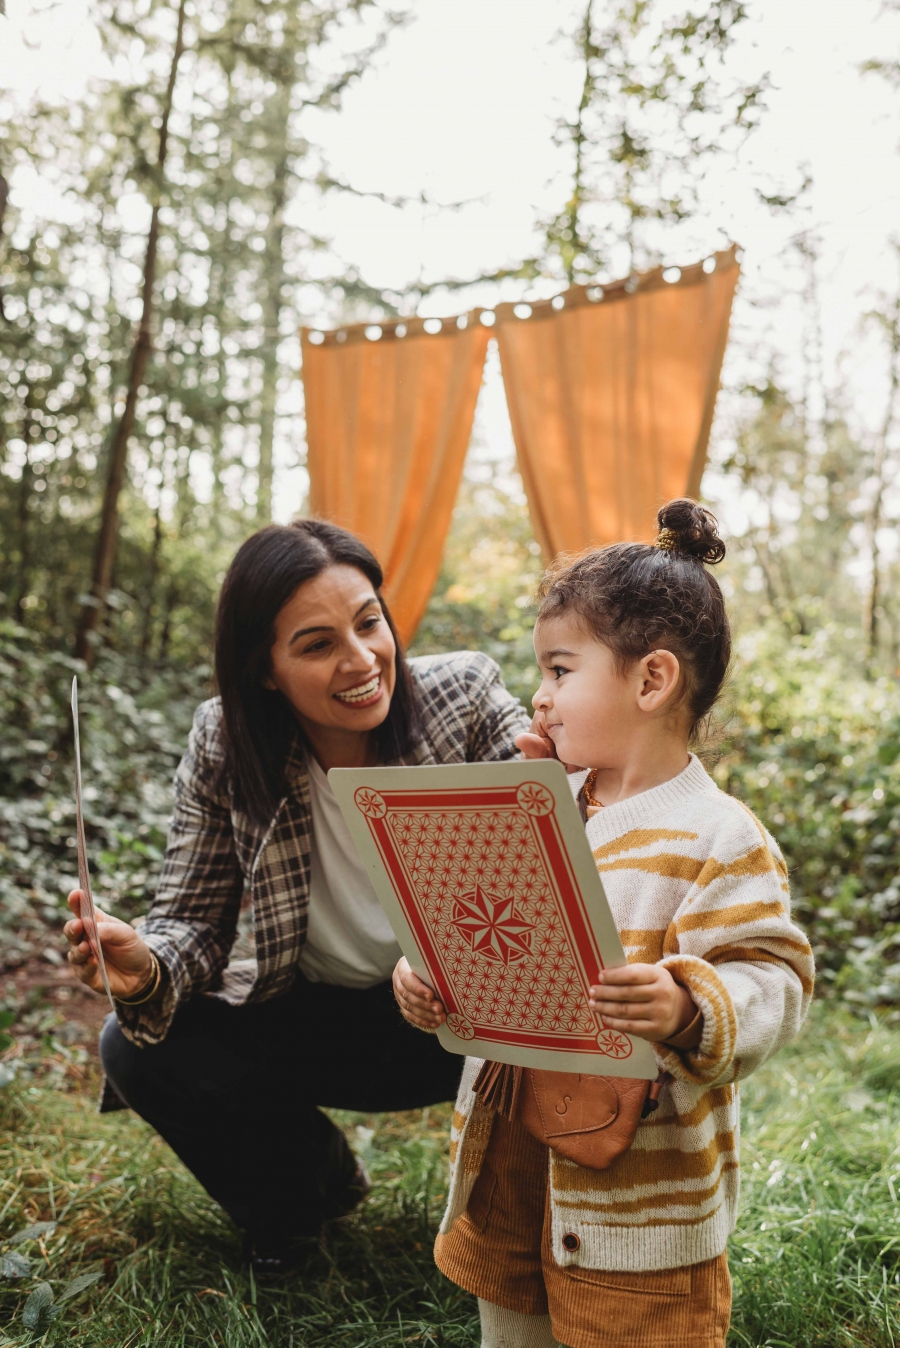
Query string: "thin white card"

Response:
xmin=71 ymin=677 xmax=114 ymax=1009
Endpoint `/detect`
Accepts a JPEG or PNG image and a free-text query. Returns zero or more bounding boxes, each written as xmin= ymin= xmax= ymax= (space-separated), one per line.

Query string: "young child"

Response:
xmin=393 ymin=499 xmax=814 ymax=1348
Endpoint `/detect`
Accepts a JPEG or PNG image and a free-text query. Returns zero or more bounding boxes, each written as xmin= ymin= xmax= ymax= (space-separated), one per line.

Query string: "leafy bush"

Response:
xmin=711 ymin=625 xmax=900 ymax=1012
xmin=410 ymin=461 xmax=543 ymax=707
xmin=0 ymin=621 xmax=209 ymax=966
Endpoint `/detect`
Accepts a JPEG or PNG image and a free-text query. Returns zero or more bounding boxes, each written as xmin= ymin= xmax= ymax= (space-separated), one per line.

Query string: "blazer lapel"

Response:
xmin=247 ymin=740 xmax=313 ymax=1000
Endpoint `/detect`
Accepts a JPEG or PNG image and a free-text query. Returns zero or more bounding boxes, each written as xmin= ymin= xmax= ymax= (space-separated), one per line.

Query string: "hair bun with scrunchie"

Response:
xmin=654 ymin=498 xmax=726 ymax=566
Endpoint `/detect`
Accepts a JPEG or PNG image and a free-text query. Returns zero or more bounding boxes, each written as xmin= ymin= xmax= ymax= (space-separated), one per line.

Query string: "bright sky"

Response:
xmin=3 ymin=0 xmax=900 ymax=528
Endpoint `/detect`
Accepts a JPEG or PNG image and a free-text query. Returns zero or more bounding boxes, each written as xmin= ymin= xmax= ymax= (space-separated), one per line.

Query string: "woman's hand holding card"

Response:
xmin=63 ymin=891 xmax=157 ymax=1001
xmin=393 ymin=956 xmax=446 ymax=1032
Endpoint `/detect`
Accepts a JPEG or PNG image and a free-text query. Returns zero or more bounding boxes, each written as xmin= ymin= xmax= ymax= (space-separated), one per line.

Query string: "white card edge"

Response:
xmin=71 ymin=678 xmax=116 ymax=1010
xmin=436 ymin=1027 xmax=657 ymax=1079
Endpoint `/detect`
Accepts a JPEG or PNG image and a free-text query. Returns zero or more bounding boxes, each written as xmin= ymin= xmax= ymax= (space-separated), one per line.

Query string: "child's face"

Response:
xmin=532 ymin=612 xmax=683 ymax=768
xmin=532 ymin=613 xmax=635 ymax=768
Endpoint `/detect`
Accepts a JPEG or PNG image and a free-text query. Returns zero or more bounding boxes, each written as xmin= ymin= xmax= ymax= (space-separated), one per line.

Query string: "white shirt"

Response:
xmin=296 ymin=754 xmax=401 ymax=988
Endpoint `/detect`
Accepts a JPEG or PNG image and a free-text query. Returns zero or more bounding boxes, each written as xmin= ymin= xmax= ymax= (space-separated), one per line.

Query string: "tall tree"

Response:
xmin=199 ymin=0 xmax=401 ymax=522
xmin=862 ymin=247 xmax=900 ymax=663
xmin=543 ymin=0 xmax=766 ymax=282
xmin=1 ymin=0 xmax=407 ymax=668
xmin=75 ymin=0 xmax=188 ymax=664
xmin=721 ymin=374 xmax=866 ymax=640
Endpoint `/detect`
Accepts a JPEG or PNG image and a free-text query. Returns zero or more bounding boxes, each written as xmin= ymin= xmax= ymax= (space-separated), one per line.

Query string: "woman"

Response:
xmin=64 ymin=519 xmax=530 ymax=1276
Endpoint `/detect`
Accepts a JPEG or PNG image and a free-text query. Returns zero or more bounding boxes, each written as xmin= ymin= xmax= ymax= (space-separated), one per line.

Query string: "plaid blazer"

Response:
xmin=115 ymin=651 xmax=530 ymax=1048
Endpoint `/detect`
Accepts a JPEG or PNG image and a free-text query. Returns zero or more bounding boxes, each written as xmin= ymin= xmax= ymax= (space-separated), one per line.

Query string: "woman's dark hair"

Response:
xmin=215 ymin=518 xmax=422 ymax=824
xmin=537 ymin=498 xmax=730 ymax=738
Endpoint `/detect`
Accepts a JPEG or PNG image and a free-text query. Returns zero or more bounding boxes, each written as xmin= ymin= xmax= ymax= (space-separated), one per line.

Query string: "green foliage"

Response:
xmin=542 ymin=0 xmax=766 ymax=281
xmin=411 ymin=453 xmax=543 ymax=706
xmin=719 ymin=371 xmax=871 ymax=642
xmin=0 ymin=621 xmax=208 ymax=964
xmin=727 ymin=1007 xmax=900 ymax=1347
xmin=8 ymin=1269 xmax=102 ymax=1339
xmin=713 ymin=625 xmax=900 ymax=1010
xmin=0 ymin=1253 xmax=31 ymax=1280
xmin=0 ymin=0 xmax=403 ymax=662
xmin=712 ymin=238 xmax=900 ymax=674
xmin=20 ymin=1282 xmax=56 ymax=1334
xmin=8 ymin=1224 xmax=57 ymax=1246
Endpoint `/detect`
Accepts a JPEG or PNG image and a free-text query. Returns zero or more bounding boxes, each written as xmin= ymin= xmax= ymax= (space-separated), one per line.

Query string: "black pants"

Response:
xmin=100 ymin=974 xmax=461 ymax=1244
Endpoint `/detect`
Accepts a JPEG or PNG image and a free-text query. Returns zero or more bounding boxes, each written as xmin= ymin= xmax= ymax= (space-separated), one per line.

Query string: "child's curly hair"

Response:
xmin=537 ymin=498 xmax=731 ymax=739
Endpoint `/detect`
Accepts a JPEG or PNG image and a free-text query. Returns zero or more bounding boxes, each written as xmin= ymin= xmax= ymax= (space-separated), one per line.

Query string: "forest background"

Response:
xmin=3 ymin=0 xmax=900 ymax=1008
xmin=2 ymin=1 xmax=900 ymax=1343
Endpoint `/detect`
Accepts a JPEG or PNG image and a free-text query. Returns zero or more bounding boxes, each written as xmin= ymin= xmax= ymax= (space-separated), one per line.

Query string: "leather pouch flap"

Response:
xmin=531 ymin=1072 xmax=619 ymax=1138
xmin=520 ymin=1068 xmax=652 ymax=1171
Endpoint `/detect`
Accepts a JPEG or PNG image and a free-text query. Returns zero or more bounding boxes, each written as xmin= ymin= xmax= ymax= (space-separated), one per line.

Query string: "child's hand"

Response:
xmin=515 ymin=709 xmax=555 ymax=760
xmin=392 ymin=957 xmax=446 ymax=1032
xmin=515 ymin=711 xmax=584 ymax=771
xmin=588 ymin=964 xmax=699 ymax=1045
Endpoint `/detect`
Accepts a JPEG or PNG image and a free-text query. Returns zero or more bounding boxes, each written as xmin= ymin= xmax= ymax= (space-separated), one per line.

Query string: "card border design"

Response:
xmin=355 ymin=781 xmax=633 ymax=1060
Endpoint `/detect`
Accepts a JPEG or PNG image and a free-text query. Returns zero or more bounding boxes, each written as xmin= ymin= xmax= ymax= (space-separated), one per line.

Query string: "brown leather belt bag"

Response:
xmin=474 ymin=1061 xmax=668 ymax=1171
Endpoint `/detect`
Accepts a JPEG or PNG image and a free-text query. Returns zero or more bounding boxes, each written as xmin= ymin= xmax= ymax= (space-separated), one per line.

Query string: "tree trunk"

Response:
xmin=866 ymin=291 xmax=900 ymax=666
xmin=140 ymin=500 xmax=164 ymax=655
xmin=158 ymin=579 xmax=179 ymax=660
xmin=0 ymin=172 xmax=8 ymax=320
xmin=255 ymin=89 xmax=289 ymax=525
xmin=75 ymin=0 xmax=187 ymax=665
xmin=13 ymin=388 xmax=37 ymax=614
xmin=208 ymin=250 xmax=228 ymax=520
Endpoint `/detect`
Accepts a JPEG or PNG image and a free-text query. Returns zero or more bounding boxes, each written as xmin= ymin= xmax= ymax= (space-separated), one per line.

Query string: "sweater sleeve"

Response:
xmin=114 ymin=701 xmax=244 ymax=1047
xmin=654 ymin=806 xmax=814 ymax=1088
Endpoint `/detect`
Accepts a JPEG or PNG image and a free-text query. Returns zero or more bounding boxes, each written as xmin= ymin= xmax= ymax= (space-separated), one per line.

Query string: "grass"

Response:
xmin=0 ymin=1004 xmax=898 ymax=1346
xmin=729 ymin=1009 xmax=900 ymax=1347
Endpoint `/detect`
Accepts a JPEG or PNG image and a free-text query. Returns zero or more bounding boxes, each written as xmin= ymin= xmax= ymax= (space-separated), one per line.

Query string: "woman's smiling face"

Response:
xmin=264 ymin=564 xmax=396 ymax=752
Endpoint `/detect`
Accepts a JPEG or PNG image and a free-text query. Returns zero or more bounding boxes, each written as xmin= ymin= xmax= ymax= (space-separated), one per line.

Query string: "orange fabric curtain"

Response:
xmin=301 ymin=315 xmax=490 ymax=644
xmin=494 ymin=246 xmax=741 ymax=558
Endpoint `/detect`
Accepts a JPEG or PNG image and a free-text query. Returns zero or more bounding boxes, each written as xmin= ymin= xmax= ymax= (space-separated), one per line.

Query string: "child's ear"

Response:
xmin=637 ymin=650 xmax=681 ymax=712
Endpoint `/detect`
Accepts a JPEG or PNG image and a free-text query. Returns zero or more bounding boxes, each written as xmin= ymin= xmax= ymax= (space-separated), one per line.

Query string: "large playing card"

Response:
xmin=330 ymin=761 xmax=656 ymax=1078
xmin=71 ymin=678 xmax=114 ymax=1008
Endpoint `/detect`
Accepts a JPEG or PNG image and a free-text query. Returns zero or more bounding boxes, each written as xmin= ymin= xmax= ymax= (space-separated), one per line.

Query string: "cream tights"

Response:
xmin=478 ymin=1298 xmax=564 ymax=1348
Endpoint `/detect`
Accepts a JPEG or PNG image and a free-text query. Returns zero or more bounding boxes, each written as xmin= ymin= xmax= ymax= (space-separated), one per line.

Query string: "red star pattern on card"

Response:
xmin=385 ymin=804 xmax=599 ymax=1041
xmin=345 ymin=775 xmax=643 ymax=1066
xmin=449 ymin=885 xmax=535 ymax=965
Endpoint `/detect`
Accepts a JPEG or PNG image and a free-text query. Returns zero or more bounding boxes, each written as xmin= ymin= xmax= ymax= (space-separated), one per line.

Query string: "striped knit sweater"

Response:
xmin=438 ymin=755 xmax=814 ymax=1273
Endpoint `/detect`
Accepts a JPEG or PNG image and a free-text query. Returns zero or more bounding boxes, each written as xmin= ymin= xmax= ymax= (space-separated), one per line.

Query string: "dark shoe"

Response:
xmin=241 ymin=1232 xmax=321 ymax=1283
xmin=250 ymin=1250 xmax=300 ymax=1283
xmin=239 ymin=1159 xmax=371 ymax=1277
xmin=325 ymin=1158 xmax=372 ymax=1222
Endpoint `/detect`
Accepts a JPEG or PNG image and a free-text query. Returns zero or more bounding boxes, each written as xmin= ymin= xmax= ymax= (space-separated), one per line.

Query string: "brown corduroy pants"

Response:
xmin=435 ymin=1111 xmax=731 ymax=1348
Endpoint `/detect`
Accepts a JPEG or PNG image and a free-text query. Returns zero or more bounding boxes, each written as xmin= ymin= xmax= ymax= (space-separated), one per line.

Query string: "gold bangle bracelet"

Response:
xmin=115 ymin=951 xmax=162 ymax=1007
